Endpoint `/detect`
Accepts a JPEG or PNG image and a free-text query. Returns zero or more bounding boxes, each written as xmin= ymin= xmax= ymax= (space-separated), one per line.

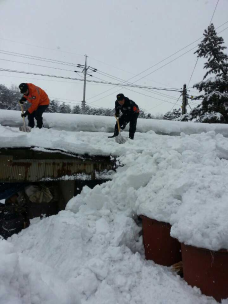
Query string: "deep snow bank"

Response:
xmin=8 ymin=207 xmax=219 ymax=304
xmin=2 ymin=109 xmax=228 ymax=136
xmin=0 ymin=239 xmax=79 ymax=304
xmin=1 ymin=123 xmax=228 ymax=302
xmin=1 ymin=124 xmax=228 ymax=251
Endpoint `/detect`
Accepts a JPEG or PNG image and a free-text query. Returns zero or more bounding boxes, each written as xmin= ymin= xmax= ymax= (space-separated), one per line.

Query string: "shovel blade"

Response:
xmin=115 ymin=134 xmax=127 ymax=144
xmin=19 ymin=125 xmax=31 ymax=132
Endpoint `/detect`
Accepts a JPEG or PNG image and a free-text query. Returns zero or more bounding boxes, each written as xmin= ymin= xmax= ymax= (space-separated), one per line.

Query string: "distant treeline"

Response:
xmin=0 ymin=84 xmax=163 ymax=119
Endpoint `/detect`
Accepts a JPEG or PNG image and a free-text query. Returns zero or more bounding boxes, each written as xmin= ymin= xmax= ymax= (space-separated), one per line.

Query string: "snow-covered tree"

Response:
xmin=163 ymin=108 xmax=181 ymax=120
xmin=71 ymin=105 xmax=81 ymax=114
xmin=46 ymin=100 xmax=60 ymax=113
xmin=58 ymin=102 xmax=71 ymax=113
xmin=188 ymin=24 xmax=228 ymax=123
xmin=0 ymin=84 xmax=21 ymax=110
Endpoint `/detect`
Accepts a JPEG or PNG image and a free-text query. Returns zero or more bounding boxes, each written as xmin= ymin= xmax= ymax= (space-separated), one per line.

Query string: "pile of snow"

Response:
xmin=2 ymin=109 xmax=228 ymax=136
xmin=0 ymin=239 xmax=79 ymax=304
xmin=1 ymin=125 xmax=228 ymax=251
xmin=7 ymin=208 xmax=219 ymax=304
xmin=1 ymin=122 xmax=228 ymax=302
xmin=135 ymin=131 xmax=228 ymax=250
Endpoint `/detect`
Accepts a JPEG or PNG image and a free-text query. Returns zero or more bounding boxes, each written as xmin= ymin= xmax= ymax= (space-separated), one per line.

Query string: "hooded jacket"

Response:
xmin=23 ymin=83 xmax=49 ymax=114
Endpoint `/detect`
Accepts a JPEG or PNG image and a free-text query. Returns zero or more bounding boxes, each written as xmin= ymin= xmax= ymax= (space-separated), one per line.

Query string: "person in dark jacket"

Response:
xmin=112 ymin=93 xmax=139 ymax=140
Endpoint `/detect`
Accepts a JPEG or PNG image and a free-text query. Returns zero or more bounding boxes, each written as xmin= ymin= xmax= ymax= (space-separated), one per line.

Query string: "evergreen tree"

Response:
xmin=0 ymin=84 xmax=21 ymax=110
xmin=71 ymin=105 xmax=81 ymax=114
xmin=46 ymin=100 xmax=59 ymax=113
xmin=163 ymin=108 xmax=181 ymax=120
xmin=58 ymin=102 xmax=71 ymax=113
xmin=189 ymin=24 xmax=228 ymax=123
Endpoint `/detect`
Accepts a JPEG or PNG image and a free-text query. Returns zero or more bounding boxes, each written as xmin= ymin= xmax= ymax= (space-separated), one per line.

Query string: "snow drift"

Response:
xmin=2 ymin=109 xmax=228 ymax=136
xmin=1 ymin=117 xmax=228 ymax=302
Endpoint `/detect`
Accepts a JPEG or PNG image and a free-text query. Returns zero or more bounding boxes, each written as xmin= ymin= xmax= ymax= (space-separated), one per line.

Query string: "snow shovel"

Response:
xmin=19 ymin=103 xmax=31 ymax=132
xmin=114 ymin=115 xmax=127 ymax=144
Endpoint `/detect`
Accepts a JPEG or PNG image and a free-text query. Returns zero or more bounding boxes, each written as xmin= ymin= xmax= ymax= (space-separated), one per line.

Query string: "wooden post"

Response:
xmin=182 ymin=84 xmax=187 ymax=115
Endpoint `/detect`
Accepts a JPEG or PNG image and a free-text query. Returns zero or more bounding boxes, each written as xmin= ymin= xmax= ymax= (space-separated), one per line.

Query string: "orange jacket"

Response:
xmin=24 ymin=83 xmax=50 ymax=114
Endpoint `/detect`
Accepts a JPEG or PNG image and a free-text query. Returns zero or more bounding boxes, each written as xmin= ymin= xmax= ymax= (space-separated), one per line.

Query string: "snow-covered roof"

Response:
xmin=1 ymin=114 xmax=228 ymax=251
xmin=2 ymin=109 xmax=228 ymax=136
xmin=1 ymin=111 xmax=228 ymax=303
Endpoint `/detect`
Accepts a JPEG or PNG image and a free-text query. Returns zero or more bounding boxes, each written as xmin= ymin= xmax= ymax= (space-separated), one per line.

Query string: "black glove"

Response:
xmin=115 ymin=113 xmax=119 ymax=118
xmin=21 ymin=111 xmax=29 ymax=118
xmin=19 ymin=97 xmax=27 ymax=104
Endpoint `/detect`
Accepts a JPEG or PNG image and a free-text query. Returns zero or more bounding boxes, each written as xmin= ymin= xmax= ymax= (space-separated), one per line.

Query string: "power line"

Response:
xmin=170 ymin=94 xmax=183 ymax=112
xmin=87 ymin=24 xmax=228 ymax=107
xmin=1 ymin=20 xmax=228 ymax=84
xmin=1 ymin=21 xmax=227 ymax=112
xmin=0 ymin=58 xmax=79 ymax=73
xmin=112 ymin=86 xmax=178 ymax=106
xmin=187 ymin=58 xmax=199 ymax=86
xmin=85 ymin=20 xmax=228 ymax=103
xmin=210 ymin=0 xmax=220 ymax=24
xmin=90 ymin=56 xmax=170 ymax=86
xmin=87 ymin=69 xmax=181 ymax=104
xmin=0 ymin=73 xmax=87 ymax=84
xmin=0 ymin=67 xmax=181 ymax=92
xmin=111 ymin=20 xmax=228 ymax=85
xmin=96 ymin=70 xmax=179 ymax=92
xmin=87 ymin=84 xmax=178 ymax=108
xmin=86 ymin=45 xmax=198 ymax=104
xmin=0 ymin=49 xmax=78 ymax=67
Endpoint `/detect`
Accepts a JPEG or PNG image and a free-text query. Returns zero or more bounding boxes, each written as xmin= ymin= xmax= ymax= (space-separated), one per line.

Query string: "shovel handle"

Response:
xmin=19 ymin=103 xmax=26 ymax=128
xmin=115 ymin=115 xmax=120 ymax=133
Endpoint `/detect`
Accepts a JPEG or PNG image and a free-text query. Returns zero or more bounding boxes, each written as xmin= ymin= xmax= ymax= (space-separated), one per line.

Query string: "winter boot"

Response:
xmin=129 ymin=132 xmax=134 ymax=140
xmin=108 ymin=126 xmax=119 ymax=138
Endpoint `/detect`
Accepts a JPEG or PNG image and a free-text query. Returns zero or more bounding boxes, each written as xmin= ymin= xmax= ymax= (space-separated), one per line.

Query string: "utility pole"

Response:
xmin=82 ymin=55 xmax=88 ymax=113
xmin=76 ymin=55 xmax=97 ymax=114
xmin=182 ymin=84 xmax=188 ymax=115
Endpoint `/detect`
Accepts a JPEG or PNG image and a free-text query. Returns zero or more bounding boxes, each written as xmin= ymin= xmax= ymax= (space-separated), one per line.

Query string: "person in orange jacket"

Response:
xmin=19 ymin=83 xmax=50 ymax=129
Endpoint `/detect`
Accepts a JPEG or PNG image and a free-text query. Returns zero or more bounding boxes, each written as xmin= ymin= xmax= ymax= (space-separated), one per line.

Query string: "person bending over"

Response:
xmin=19 ymin=83 xmax=50 ymax=129
xmin=112 ymin=93 xmax=139 ymax=140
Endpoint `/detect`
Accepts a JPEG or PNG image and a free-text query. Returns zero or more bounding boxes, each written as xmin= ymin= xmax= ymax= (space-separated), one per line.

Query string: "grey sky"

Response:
xmin=0 ymin=0 xmax=228 ymax=114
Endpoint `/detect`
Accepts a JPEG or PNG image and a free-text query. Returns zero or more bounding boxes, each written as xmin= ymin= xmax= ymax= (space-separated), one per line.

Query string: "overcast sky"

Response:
xmin=0 ymin=0 xmax=228 ymax=114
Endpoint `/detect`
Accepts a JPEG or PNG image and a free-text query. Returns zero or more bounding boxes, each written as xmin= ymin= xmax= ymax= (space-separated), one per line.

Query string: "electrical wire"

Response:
xmin=187 ymin=58 xmax=199 ymax=86
xmin=210 ymin=0 xmax=220 ymax=24
xmin=170 ymin=94 xmax=183 ymax=111
xmin=86 ymin=21 xmax=228 ymax=104
xmin=91 ymin=72 xmax=180 ymax=101
xmin=0 ymin=49 xmax=78 ymax=67
xmin=86 ymin=24 xmax=228 ymax=107
xmin=0 ymin=73 xmax=86 ymax=84
xmin=0 ymin=67 xmax=182 ymax=92
xmin=0 ymin=58 xmax=79 ymax=73
xmin=1 ymin=20 xmax=228 ymax=83
xmin=87 ymin=84 xmax=178 ymax=107
xmin=91 ymin=71 xmax=179 ymax=101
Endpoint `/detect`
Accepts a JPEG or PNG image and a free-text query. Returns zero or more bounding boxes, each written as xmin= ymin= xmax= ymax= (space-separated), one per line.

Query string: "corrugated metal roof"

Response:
xmin=0 ymin=148 xmax=116 ymax=182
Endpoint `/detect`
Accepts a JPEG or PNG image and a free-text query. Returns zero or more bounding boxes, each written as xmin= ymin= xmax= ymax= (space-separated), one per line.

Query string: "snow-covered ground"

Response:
xmin=1 ymin=116 xmax=228 ymax=303
xmin=2 ymin=109 xmax=228 ymax=136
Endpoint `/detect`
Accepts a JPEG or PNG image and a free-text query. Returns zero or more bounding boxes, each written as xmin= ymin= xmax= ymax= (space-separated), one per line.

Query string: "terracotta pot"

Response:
xmin=141 ymin=215 xmax=181 ymax=266
xmin=182 ymin=243 xmax=228 ymax=302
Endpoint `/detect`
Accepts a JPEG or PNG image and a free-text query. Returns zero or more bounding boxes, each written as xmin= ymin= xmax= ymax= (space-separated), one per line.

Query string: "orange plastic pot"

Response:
xmin=182 ymin=243 xmax=228 ymax=302
xmin=141 ymin=215 xmax=181 ymax=266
